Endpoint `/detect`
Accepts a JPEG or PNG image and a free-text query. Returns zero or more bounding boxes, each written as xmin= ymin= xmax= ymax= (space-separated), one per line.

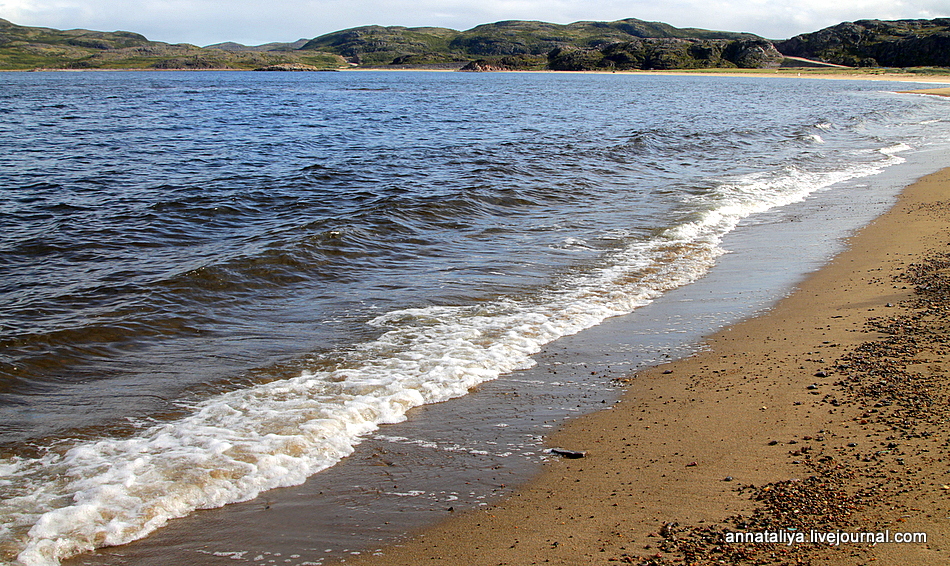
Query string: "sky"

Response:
xmin=1 ymin=0 xmax=948 ymax=47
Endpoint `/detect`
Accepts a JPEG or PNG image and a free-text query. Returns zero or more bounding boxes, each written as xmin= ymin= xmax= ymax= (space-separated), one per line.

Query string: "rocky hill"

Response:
xmin=545 ymin=38 xmax=782 ymax=71
xmin=775 ymin=19 xmax=950 ymax=67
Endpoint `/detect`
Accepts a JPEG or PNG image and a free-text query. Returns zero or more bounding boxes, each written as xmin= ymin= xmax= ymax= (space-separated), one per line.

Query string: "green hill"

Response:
xmin=300 ymin=25 xmax=463 ymax=65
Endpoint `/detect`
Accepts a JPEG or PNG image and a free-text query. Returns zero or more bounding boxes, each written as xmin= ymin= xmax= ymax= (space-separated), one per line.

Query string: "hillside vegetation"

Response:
xmin=1 ymin=16 xmax=948 ymax=71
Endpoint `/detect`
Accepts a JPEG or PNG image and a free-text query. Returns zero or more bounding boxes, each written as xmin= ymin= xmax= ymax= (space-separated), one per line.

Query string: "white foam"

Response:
xmin=0 ymin=144 xmax=911 ymax=566
xmin=880 ymin=142 xmax=912 ymax=155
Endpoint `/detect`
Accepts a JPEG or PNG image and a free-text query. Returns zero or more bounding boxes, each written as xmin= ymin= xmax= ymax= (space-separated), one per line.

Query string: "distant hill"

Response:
xmin=0 ymin=18 xmax=343 ymax=70
xmin=1 ymin=16 xmax=949 ymax=71
xmin=205 ymin=39 xmax=311 ymax=52
xmin=775 ymin=19 xmax=950 ymax=67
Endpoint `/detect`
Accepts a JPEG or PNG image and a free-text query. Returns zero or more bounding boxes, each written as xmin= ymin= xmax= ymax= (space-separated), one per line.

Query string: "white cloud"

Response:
xmin=0 ymin=0 xmax=947 ymax=46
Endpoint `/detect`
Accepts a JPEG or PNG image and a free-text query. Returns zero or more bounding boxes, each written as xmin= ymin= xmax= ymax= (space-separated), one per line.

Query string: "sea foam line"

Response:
xmin=0 ymin=152 xmax=904 ymax=566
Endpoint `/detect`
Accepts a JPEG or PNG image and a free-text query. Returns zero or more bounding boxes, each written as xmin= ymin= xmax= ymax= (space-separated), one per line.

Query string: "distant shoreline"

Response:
xmin=6 ymin=66 xmax=950 ymax=85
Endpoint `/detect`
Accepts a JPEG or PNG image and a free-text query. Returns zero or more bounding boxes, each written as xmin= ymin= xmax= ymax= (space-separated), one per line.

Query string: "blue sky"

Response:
xmin=1 ymin=0 xmax=947 ymax=46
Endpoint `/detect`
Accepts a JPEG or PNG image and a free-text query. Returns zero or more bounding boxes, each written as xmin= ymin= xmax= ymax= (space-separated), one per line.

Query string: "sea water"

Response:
xmin=1 ymin=70 xmax=949 ymax=565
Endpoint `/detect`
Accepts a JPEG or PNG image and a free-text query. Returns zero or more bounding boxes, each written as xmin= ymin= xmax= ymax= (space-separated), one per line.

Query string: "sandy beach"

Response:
xmin=327 ymin=167 xmax=950 ymax=563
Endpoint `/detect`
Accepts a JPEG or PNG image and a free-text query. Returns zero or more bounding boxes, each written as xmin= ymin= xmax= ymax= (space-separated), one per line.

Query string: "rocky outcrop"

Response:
xmin=253 ymin=63 xmax=324 ymax=71
xmin=458 ymin=60 xmax=514 ymax=72
xmin=724 ymin=38 xmax=785 ymax=68
xmin=458 ymin=55 xmax=546 ymax=71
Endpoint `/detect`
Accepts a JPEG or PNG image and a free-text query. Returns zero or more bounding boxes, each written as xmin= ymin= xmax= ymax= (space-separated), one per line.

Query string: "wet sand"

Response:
xmin=331 ymin=168 xmax=950 ymax=565
xmin=897 ymin=86 xmax=950 ymax=96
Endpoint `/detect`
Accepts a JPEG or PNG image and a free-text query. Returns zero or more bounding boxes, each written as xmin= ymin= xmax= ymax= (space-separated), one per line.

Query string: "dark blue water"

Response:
xmin=1 ymin=71 xmax=949 ymax=566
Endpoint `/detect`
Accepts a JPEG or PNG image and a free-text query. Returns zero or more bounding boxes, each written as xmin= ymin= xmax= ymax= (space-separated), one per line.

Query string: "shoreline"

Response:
xmin=6 ymin=67 xmax=950 ymax=85
xmin=329 ymin=168 xmax=950 ymax=565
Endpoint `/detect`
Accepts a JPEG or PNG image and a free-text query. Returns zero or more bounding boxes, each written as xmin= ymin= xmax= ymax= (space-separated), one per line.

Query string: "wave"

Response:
xmin=0 ymin=149 xmax=906 ymax=566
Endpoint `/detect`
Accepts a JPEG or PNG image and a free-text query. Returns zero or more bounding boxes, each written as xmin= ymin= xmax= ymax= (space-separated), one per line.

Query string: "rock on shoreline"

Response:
xmin=253 ymin=63 xmax=332 ymax=71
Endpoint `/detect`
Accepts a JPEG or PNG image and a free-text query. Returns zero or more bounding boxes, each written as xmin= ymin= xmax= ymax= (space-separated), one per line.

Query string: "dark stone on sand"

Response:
xmin=547 ymin=448 xmax=587 ymax=459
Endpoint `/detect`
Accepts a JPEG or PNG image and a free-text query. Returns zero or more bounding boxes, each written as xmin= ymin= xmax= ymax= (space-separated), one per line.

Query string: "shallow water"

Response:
xmin=2 ymin=70 xmax=949 ymax=565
